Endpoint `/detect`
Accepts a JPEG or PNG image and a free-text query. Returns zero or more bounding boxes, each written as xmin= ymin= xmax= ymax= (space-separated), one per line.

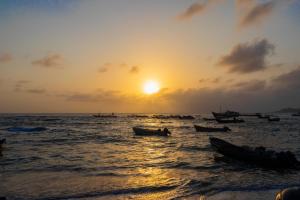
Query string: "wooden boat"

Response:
xmin=216 ymin=118 xmax=245 ymax=123
xmin=276 ymin=187 xmax=300 ymax=200
xmin=133 ymin=127 xmax=171 ymax=137
xmin=212 ymin=111 xmax=239 ymax=119
xmin=210 ymin=137 xmax=300 ymax=169
xmin=194 ymin=125 xmax=231 ymax=132
xmin=268 ymin=117 xmax=280 ymax=122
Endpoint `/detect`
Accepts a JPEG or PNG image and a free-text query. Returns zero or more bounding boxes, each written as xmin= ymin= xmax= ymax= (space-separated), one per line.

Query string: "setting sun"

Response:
xmin=143 ymin=80 xmax=160 ymax=95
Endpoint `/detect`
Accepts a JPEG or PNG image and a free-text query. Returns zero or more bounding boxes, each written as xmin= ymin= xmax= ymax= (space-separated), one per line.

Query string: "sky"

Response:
xmin=0 ymin=0 xmax=300 ymax=113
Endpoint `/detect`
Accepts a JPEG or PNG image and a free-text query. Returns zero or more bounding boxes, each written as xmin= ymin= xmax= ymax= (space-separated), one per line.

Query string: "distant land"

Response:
xmin=275 ymin=108 xmax=300 ymax=113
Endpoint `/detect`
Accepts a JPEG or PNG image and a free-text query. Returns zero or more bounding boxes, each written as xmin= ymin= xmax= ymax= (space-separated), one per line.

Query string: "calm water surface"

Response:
xmin=0 ymin=114 xmax=300 ymax=200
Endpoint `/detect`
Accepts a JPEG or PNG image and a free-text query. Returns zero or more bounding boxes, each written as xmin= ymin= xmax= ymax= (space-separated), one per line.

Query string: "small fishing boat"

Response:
xmin=268 ymin=117 xmax=280 ymax=122
xmin=133 ymin=127 xmax=171 ymax=137
xmin=194 ymin=125 xmax=231 ymax=132
xmin=210 ymin=137 xmax=300 ymax=169
xmin=216 ymin=118 xmax=245 ymax=123
xmin=212 ymin=111 xmax=239 ymax=119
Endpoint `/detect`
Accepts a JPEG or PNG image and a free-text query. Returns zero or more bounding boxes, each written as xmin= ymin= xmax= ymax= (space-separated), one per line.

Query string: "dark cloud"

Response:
xmin=0 ymin=53 xmax=12 ymax=63
xmin=32 ymin=54 xmax=63 ymax=68
xmin=272 ymin=66 xmax=300 ymax=89
xmin=240 ymin=0 xmax=277 ymax=27
xmin=234 ymin=80 xmax=266 ymax=91
xmin=129 ymin=66 xmax=139 ymax=74
xmin=218 ymin=39 xmax=275 ymax=74
xmin=177 ymin=0 xmax=220 ymax=20
xmin=177 ymin=2 xmax=207 ymax=20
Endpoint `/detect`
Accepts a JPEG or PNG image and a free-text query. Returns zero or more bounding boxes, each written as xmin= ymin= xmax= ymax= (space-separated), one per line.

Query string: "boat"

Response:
xmin=257 ymin=114 xmax=270 ymax=119
xmin=194 ymin=125 xmax=231 ymax=132
xmin=210 ymin=137 xmax=300 ymax=169
xmin=212 ymin=111 xmax=239 ymax=119
xmin=203 ymin=118 xmax=217 ymax=121
xmin=133 ymin=127 xmax=171 ymax=137
xmin=292 ymin=113 xmax=300 ymax=117
xmin=268 ymin=117 xmax=280 ymax=122
xmin=93 ymin=113 xmax=117 ymax=118
xmin=152 ymin=115 xmax=194 ymax=120
xmin=0 ymin=139 xmax=6 ymax=144
xmin=216 ymin=118 xmax=245 ymax=123
xmin=276 ymin=187 xmax=300 ymax=200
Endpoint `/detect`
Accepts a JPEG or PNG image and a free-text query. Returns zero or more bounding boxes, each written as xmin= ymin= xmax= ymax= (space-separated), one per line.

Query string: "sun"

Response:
xmin=143 ymin=80 xmax=160 ymax=95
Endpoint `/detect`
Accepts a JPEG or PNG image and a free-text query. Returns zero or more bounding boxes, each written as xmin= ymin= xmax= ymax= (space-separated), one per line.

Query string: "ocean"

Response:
xmin=0 ymin=114 xmax=300 ymax=200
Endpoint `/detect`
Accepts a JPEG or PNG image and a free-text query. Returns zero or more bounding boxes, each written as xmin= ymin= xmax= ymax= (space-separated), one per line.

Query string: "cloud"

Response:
xmin=218 ymin=39 xmax=275 ymax=74
xmin=26 ymin=89 xmax=46 ymax=94
xmin=234 ymin=80 xmax=266 ymax=91
xmin=98 ymin=67 xmax=108 ymax=73
xmin=32 ymin=54 xmax=63 ymax=68
xmin=236 ymin=0 xmax=292 ymax=28
xmin=0 ymin=53 xmax=12 ymax=63
xmin=98 ymin=62 xmax=111 ymax=73
xmin=177 ymin=0 xmax=220 ymax=21
xmin=14 ymin=80 xmax=31 ymax=92
xmin=129 ymin=66 xmax=140 ymax=74
xmin=272 ymin=66 xmax=300 ymax=89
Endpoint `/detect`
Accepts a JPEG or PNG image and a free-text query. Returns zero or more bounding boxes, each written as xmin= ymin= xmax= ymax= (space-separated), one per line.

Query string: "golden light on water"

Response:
xmin=143 ymin=80 xmax=160 ymax=95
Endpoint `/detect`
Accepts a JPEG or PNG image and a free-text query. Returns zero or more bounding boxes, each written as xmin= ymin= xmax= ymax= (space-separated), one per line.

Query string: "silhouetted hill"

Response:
xmin=276 ymin=107 xmax=300 ymax=113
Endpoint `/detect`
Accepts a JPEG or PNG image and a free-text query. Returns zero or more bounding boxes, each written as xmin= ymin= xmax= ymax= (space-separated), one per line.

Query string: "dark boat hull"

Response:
xmin=210 ymin=137 xmax=300 ymax=169
xmin=194 ymin=125 xmax=230 ymax=132
xmin=216 ymin=118 xmax=245 ymax=123
xmin=133 ymin=127 xmax=170 ymax=137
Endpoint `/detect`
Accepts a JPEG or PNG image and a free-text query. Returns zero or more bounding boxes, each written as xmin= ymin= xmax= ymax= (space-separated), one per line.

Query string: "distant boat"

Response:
xmin=93 ymin=113 xmax=117 ymax=118
xmin=203 ymin=118 xmax=217 ymax=121
xmin=292 ymin=113 xmax=300 ymax=117
xmin=268 ymin=117 xmax=280 ymax=122
xmin=216 ymin=118 xmax=245 ymax=124
xmin=210 ymin=137 xmax=300 ymax=169
xmin=152 ymin=115 xmax=194 ymax=120
xmin=194 ymin=125 xmax=231 ymax=132
xmin=133 ymin=127 xmax=171 ymax=137
xmin=257 ymin=114 xmax=270 ymax=119
xmin=212 ymin=111 xmax=239 ymax=119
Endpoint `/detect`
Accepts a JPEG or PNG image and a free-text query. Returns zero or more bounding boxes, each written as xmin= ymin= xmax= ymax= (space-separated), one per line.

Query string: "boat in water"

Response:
xmin=194 ymin=125 xmax=231 ymax=132
xmin=216 ymin=118 xmax=245 ymax=124
xmin=212 ymin=111 xmax=239 ymax=119
xmin=268 ymin=117 xmax=280 ymax=122
xmin=292 ymin=113 xmax=300 ymax=117
xmin=203 ymin=118 xmax=217 ymax=121
xmin=210 ymin=137 xmax=300 ymax=169
xmin=133 ymin=127 xmax=171 ymax=137
xmin=257 ymin=114 xmax=271 ymax=119
xmin=93 ymin=113 xmax=117 ymax=118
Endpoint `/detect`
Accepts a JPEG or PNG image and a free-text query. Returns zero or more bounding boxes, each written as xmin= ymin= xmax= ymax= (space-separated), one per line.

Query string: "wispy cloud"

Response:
xmin=236 ymin=0 xmax=292 ymax=28
xmin=14 ymin=80 xmax=31 ymax=92
xmin=26 ymin=89 xmax=46 ymax=94
xmin=218 ymin=39 xmax=275 ymax=74
xmin=32 ymin=54 xmax=64 ymax=68
xmin=129 ymin=66 xmax=140 ymax=74
xmin=177 ymin=0 xmax=220 ymax=21
xmin=0 ymin=53 xmax=12 ymax=63
xmin=98 ymin=62 xmax=111 ymax=73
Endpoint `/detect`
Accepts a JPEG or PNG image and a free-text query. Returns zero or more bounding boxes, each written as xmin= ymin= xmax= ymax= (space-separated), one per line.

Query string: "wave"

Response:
xmin=6 ymin=127 xmax=47 ymax=133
